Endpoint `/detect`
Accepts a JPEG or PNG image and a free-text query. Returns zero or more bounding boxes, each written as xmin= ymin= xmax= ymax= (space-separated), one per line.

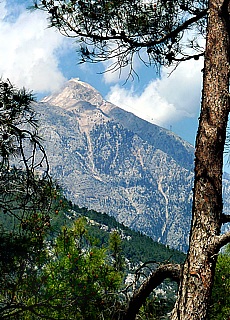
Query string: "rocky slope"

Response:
xmin=34 ymin=79 xmax=230 ymax=252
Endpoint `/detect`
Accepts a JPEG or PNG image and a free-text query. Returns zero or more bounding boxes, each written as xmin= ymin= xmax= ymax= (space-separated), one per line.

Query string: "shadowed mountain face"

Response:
xmin=35 ymin=79 xmax=230 ymax=252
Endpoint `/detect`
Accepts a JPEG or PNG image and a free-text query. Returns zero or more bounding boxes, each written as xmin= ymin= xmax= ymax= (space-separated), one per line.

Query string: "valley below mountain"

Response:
xmin=35 ymin=79 xmax=230 ymax=252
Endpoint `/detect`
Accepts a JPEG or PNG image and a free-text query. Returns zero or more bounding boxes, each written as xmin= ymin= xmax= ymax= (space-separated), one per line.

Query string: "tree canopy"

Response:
xmin=0 ymin=79 xmax=53 ymax=235
xmin=0 ymin=79 xmax=56 ymax=317
xmin=35 ymin=0 xmax=208 ymax=75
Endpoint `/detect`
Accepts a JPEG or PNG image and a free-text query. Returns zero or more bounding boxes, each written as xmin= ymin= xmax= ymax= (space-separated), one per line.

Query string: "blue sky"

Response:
xmin=0 ymin=0 xmax=208 ymax=148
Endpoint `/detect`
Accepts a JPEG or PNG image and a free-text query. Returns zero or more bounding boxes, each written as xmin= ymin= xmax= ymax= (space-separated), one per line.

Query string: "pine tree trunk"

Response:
xmin=171 ymin=0 xmax=230 ymax=319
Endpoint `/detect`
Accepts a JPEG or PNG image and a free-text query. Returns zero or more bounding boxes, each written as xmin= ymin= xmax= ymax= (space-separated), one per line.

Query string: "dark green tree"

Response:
xmin=208 ymin=244 xmax=230 ymax=320
xmin=0 ymin=79 xmax=53 ymax=230
xmin=0 ymin=79 xmax=55 ymax=318
xmin=109 ymin=230 xmax=124 ymax=272
xmin=0 ymin=217 xmax=123 ymax=319
xmin=41 ymin=218 xmax=123 ymax=319
xmin=34 ymin=1 xmax=230 ymax=319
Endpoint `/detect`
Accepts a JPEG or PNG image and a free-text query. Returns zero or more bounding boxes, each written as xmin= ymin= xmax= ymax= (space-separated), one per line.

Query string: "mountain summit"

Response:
xmin=42 ymin=79 xmax=194 ymax=169
xmin=41 ymin=79 xmax=104 ymax=110
xmin=36 ymin=79 xmax=230 ymax=251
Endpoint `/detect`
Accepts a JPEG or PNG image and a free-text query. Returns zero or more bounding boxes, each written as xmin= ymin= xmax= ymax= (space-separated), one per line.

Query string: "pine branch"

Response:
xmin=209 ymin=231 xmax=230 ymax=256
xmin=120 ymin=263 xmax=181 ymax=320
xmin=57 ymin=8 xmax=208 ymax=49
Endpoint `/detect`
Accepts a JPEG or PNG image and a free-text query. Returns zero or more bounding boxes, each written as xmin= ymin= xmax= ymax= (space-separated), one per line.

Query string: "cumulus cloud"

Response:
xmin=106 ymin=58 xmax=203 ymax=127
xmin=0 ymin=1 xmax=68 ymax=93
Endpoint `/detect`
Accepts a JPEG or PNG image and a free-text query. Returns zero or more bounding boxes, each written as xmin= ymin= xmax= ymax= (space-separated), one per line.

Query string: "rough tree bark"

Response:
xmin=170 ymin=0 xmax=230 ymax=319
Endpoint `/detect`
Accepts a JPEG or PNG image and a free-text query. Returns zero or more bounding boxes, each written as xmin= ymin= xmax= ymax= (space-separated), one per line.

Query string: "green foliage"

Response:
xmin=139 ymin=294 xmax=175 ymax=320
xmin=41 ymin=219 xmax=123 ymax=319
xmin=0 ymin=192 xmax=183 ymax=320
xmin=75 ymin=205 xmax=185 ymax=265
xmin=0 ymin=218 xmax=123 ymax=319
xmin=109 ymin=231 xmax=125 ymax=272
xmin=35 ymin=0 xmax=208 ymax=74
xmin=0 ymin=79 xmax=52 ymax=223
xmin=0 ymin=192 xmax=185 ymax=319
xmin=0 ymin=233 xmax=48 ymax=319
xmin=208 ymin=244 xmax=230 ymax=320
xmin=0 ymin=79 xmax=58 ymax=319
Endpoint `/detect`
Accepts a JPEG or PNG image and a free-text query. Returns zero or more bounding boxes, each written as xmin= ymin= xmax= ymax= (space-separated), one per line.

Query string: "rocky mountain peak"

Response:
xmin=41 ymin=78 xmax=104 ymax=110
xmin=40 ymin=78 xmax=115 ymax=133
xmin=40 ymin=79 xmax=194 ymax=170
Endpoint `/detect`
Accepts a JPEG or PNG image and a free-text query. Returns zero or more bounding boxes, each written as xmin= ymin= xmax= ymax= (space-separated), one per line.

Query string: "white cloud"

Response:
xmin=106 ymin=58 xmax=203 ymax=127
xmin=0 ymin=1 xmax=68 ymax=93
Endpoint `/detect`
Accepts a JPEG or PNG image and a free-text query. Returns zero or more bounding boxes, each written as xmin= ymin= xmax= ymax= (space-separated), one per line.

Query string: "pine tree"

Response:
xmin=0 ymin=79 xmax=54 ymax=318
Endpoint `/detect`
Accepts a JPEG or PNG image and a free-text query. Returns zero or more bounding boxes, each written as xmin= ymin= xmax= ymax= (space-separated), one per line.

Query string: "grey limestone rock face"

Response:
xmin=35 ymin=79 xmax=230 ymax=252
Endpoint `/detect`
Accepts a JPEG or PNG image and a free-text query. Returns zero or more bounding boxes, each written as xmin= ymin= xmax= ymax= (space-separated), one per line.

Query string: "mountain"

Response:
xmin=35 ymin=79 xmax=230 ymax=252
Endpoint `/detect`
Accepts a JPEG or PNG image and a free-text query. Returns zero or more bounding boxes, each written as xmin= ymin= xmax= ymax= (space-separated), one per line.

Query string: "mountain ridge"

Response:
xmin=41 ymin=79 xmax=194 ymax=170
xmin=35 ymin=79 xmax=230 ymax=252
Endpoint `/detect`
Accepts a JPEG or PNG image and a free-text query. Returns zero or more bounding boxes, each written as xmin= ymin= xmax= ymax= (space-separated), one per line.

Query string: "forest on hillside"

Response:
xmin=1 ymin=183 xmax=229 ymax=319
